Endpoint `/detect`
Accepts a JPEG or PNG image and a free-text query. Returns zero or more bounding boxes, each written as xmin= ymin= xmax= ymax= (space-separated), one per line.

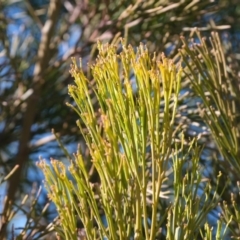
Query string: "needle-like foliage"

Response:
xmin=180 ymin=30 xmax=240 ymax=239
xmin=38 ymin=40 xmax=231 ymax=239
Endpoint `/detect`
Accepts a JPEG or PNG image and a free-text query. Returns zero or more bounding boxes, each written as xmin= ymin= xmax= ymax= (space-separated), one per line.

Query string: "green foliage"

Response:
xmin=2 ymin=0 xmax=240 ymax=238
xmin=180 ymin=30 xmax=240 ymax=239
xmin=180 ymin=32 xmax=240 ymax=173
xmin=38 ymin=38 xmax=239 ymax=239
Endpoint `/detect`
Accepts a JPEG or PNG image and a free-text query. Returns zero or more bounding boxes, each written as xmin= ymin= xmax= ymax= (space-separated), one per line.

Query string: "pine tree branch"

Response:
xmin=0 ymin=0 xmax=61 ymax=237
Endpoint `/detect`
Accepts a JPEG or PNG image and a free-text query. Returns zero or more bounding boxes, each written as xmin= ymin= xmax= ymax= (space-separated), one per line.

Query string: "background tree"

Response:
xmin=1 ymin=0 xmax=240 ymax=238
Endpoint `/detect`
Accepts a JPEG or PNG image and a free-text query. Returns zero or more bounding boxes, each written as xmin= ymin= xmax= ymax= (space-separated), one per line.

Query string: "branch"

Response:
xmin=1 ymin=0 xmax=61 ymax=237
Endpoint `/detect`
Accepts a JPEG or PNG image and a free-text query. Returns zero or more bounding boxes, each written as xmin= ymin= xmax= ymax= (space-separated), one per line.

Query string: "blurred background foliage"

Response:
xmin=1 ymin=0 xmax=240 ymax=239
